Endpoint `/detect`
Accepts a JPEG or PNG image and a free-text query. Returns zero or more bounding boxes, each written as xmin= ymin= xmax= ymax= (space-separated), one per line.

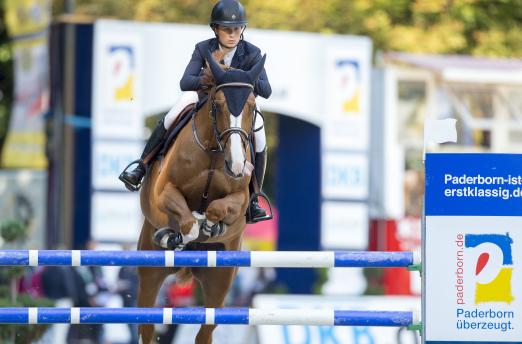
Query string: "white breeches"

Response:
xmin=163 ymin=91 xmax=266 ymax=152
xmin=254 ymin=113 xmax=266 ymax=152
xmin=163 ymin=91 xmax=199 ymax=129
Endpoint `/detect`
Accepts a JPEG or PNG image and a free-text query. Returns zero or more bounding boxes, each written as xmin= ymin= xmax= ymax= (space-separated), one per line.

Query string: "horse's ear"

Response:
xmin=205 ymin=49 xmax=226 ymax=83
xmin=247 ymin=54 xmax=266 ymax=84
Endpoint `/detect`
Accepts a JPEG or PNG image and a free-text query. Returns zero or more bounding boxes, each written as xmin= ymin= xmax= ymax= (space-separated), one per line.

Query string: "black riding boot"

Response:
xmin=248 ymin=148 xmax=269 ymax=222
xmin=119 ymin=119 xmax=167 ymax=191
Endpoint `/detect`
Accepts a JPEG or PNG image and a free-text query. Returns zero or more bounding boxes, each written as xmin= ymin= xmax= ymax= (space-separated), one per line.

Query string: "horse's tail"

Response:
xmin=176 ymin=267 xmax=193 ymax=285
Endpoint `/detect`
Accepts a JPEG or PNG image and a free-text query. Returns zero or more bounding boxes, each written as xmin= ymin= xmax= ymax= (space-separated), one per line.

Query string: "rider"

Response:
xmin=119 ymin=0 xmax=272 ymax=223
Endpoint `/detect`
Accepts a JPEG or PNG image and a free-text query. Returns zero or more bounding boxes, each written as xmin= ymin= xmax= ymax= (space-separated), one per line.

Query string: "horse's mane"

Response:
xmin=203 ymin=50 xmax=233 ymax=87
xmin=211 ymin=50 xmax=231 ymax=70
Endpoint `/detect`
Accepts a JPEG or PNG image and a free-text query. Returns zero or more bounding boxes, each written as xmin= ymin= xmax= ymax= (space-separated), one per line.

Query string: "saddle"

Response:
xmin=158 ymin=103 xmax=197 ymax=158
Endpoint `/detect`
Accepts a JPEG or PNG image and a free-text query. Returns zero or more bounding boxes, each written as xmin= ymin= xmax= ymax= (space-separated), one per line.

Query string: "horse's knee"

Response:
xmin=205 ymin=200 xmax=227 ymax=222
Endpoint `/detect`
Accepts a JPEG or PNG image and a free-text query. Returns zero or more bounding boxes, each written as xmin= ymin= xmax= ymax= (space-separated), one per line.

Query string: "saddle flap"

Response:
xmin=159 ymin=103 xmax=196 ymax=157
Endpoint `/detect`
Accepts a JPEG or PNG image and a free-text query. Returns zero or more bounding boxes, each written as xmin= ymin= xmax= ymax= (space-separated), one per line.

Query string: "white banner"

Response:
xmin=92 ymin=140 xmax=142 ymax=191
xmin=91 ymin=192 xmax=142 ymax=242
xmin=426 ymin=216 xmax=522 ymax=342
xmin=322 ymin=151 xmax=368 ymax=200
xmin=321 ymin=201 xmax=368 ymax=249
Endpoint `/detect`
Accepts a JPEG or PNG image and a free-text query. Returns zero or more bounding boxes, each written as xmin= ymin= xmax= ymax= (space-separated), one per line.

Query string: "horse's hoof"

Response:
xmin=153 ymin=227 xmax=183 ymax=250
xmin=201 ymin=220 xmax=226 ymax=238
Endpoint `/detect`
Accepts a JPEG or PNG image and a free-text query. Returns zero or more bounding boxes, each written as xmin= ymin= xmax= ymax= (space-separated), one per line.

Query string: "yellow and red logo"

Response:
xmin=335 ymin=60 xmax=361 ymax=115
xmin=465 ymin=233 xmax=514 ymax=304
xmin=108 ymin=45 xmax=135 ymax=103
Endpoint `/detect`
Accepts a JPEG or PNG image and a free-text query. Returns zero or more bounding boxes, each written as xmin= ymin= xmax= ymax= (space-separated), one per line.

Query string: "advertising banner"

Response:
xmin=4 ymin=0 xmax=51 ymax=36
xmin=2 ymin=0 xmax=50 ymax=168
xmin=91 ymin=192 xmax=142 ymax=242
xmin=425 ymin=153 xmax=522 ymax=343
xmin=322 ymin=151 xmax=368 ymax=200
xmin=91 ymin=25 xmax=145 ymax=242
xmin=323 ymin=48 xmax=370 ymax=151
xmin=321 ymin=201 xmax=368 ymax=249
xmin=92 ymin=32 xmax=143 ymax=140
xmin=92 ymin=140 xmax=142 ymax=191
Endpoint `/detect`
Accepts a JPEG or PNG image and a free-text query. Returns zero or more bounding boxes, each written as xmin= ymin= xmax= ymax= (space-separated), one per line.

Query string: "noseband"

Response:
xmin=192 ymin=82 xmax=255 ymax=153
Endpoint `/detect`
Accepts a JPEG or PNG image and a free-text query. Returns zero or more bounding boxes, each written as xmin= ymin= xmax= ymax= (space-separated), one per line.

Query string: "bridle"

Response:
xmin=192 ymin=81 xmax=259 ymax=213
xmin=192 ymin=82 xmax=256 ymax=154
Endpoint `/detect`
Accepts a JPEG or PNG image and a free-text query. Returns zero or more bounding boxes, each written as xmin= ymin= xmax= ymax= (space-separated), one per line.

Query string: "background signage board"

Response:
xmin=425 ymin=153 xmax=522 ymax=342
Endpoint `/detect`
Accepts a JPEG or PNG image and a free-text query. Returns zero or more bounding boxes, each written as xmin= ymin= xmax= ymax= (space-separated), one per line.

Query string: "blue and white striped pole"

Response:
xmin=0 ymin=250 xmax=418 ymax=268
xmin=0 ymin=308 xmax=416 ymax=326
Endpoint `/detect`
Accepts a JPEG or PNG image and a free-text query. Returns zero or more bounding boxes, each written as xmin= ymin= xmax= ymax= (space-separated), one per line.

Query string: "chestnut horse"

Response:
xmin=136 ymin=51 xmax=266 ymax=344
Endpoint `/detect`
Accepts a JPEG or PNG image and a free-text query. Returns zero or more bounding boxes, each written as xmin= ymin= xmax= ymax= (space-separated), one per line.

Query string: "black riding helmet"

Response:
xmin=210 ymin=0 xmax=248 ymax=28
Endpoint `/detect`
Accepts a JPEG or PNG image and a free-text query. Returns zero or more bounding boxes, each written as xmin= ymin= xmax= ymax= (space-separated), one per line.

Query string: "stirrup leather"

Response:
xmin=118 ymin=159 xmax=146 ymax=192
xmin=246 ymin=192 xmax=273 ymax=224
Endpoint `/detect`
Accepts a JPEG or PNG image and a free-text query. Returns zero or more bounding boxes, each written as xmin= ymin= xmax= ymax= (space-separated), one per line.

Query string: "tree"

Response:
xmin=69 ymin=0 xmax=522 ymax=57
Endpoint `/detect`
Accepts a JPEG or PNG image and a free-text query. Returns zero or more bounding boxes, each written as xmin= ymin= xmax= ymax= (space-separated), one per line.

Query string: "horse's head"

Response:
xmin=205 ymin=50 xmax=266 ymax=179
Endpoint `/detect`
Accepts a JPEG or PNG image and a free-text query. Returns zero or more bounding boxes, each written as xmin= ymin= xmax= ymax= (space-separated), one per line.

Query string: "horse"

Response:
xmin=136 ymin=50 xmax=267 ymax=344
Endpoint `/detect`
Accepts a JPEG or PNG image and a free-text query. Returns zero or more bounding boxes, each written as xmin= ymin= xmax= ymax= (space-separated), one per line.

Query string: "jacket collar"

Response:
xmin=230 ymin=41 xmax=244 ymax=68
xmin=210 ymin=38 xmax=219 ymax=52
xmin=210 ymin=38 xmax=245 ymax=68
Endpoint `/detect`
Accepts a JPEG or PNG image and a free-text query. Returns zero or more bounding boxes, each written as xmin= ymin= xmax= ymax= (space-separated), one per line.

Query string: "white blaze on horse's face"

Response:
xmin=229 ymin=113 xmax=246 ymax=176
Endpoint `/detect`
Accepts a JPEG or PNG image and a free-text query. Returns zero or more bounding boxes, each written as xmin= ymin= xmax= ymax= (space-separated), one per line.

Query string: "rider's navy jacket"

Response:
xmin=180 ymin=38 xmax=272 ymax=99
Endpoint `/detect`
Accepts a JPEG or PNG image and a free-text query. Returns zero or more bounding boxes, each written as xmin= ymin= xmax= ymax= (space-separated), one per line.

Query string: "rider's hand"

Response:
xmin=200 ymin=68 xmax=213 ymax=89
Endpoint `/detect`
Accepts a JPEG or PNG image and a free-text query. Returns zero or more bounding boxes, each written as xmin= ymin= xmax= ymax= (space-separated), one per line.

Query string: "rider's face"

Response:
xmin=215 ymin=25 xmax=244 ymax=48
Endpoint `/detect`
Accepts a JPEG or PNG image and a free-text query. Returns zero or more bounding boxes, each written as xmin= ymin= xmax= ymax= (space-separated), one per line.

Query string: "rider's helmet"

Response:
xmin=209 ymin=0 xmax=248 ymax=28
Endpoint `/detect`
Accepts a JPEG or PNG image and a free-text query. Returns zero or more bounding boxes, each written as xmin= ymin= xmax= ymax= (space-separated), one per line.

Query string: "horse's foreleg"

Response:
xmin=205 ymin=190 xmax=248 ymax=224
xmin=137 ymin=267 xmax=168 ymax=344
xmin=137 ymin=220 xmax=169 ymax=344
xmin=192 ymin=236 xmax=242 ymax=344
xmin=158 ymin=182 xmax=198 ymax=240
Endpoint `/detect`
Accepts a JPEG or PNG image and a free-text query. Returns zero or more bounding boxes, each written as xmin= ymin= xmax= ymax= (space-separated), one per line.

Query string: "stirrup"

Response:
xmin=118 ymin=159 xmax=145 ymax=192
xmin=246 ymin=192 xmax=273 ymax=224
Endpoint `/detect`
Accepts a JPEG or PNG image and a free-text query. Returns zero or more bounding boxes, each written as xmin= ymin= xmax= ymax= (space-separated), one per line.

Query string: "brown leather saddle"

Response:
xmin=158 ymin=103 xmax=197 ymax=158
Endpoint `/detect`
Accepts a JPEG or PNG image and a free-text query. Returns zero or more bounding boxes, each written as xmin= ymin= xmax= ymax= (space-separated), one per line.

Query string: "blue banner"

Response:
xmin=425 ymin=153 xmax=522 ymax=216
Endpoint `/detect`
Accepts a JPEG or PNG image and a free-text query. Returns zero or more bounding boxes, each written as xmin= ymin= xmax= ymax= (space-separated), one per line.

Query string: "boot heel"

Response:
xmin=119 ymin=160 xmax=146 ymax=191
xmin=246 ymin=192 xmax=273 ymax=224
